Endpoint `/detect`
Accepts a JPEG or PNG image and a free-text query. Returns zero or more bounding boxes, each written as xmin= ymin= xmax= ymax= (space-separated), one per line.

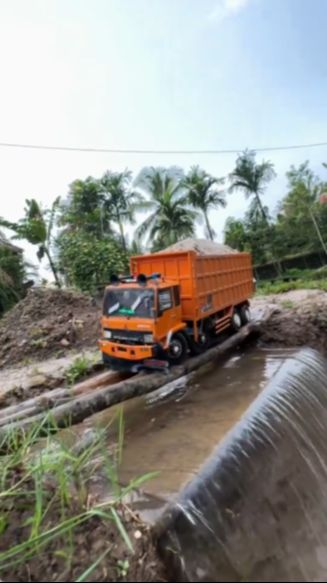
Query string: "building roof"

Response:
xmin=0 ymin=231 xmax=23 ymax=254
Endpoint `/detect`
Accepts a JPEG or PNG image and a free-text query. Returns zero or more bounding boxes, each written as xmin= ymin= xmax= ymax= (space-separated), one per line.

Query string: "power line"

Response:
xmin=0 ymin=140 xmax=326 ymax=155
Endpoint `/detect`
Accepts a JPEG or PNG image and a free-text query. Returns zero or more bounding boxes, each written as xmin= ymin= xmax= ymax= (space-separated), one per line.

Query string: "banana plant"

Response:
xmin=0 ymin=197 xmax=61 ymax=287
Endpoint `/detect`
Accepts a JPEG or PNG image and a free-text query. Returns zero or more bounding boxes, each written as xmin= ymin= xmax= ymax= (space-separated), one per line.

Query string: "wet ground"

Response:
xmin=72 ymin=345 xmax=298 ymax=519
xmin=0 ymin=349 xmax=101 ymax=400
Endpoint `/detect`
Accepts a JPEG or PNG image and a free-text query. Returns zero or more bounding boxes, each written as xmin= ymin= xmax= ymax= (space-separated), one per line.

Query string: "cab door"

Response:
xmin=155 ymin=287 xmax=182 ymax=342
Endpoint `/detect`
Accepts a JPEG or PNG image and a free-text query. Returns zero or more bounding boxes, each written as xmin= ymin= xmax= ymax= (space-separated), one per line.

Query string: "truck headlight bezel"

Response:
xmin=103 ymin=329 xmax=112 ymax=339
xmin=144 ymin=333 xmax=154 ymax=344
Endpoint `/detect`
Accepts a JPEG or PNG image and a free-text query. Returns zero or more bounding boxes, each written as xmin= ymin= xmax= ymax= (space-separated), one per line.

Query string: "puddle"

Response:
xmin=75 ymin=346 xmax=298 ymax=513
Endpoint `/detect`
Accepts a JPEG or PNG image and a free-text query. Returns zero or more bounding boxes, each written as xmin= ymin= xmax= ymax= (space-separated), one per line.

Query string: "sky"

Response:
xmin=0 ymin=0 xmax=327 ymax=276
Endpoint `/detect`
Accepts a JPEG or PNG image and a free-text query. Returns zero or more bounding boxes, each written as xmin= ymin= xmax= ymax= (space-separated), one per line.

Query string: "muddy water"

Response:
xmin=81 ymin=346 xmax=297 ymax=506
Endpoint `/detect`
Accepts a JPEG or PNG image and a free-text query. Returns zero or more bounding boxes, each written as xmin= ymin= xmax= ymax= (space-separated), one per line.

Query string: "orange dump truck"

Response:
xmin=99 ymin=250 xmax=254 ymax=371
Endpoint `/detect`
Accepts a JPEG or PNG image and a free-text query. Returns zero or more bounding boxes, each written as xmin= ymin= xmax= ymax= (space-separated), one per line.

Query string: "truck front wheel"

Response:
xmin=168 ymin=333 xmax=188 ymax=365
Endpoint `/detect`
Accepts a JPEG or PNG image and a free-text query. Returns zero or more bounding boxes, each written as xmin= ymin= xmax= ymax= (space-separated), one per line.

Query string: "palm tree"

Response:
xmin=183 ymin=166 xmax=225 ymax=240
xmin=62 ymin=177 xmax=107 ymax=237
xmin=0 ymin=198 xmax=61 ymax=287
xmin=134 ymin=167 xmax=198 ymax=250
xmin=229 ymin=150 xmax=276 ymax=222
xmin=100 ymin=170 xmax=142 ymax=252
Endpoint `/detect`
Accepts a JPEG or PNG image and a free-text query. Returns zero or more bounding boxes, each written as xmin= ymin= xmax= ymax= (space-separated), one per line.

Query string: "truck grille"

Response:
xmin=104 ymin=329 xmax=148 ymax=345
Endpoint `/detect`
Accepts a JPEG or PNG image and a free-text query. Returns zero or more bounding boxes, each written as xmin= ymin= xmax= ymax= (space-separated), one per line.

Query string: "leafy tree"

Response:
xmin=225 ymin=160 xmax=327 ymax=266
xmin=59 ymin=178 xmax=106 ymax=238
xmin=224 ymin=201 xmax=276 ymax=264
xmin=224 ymin=217 xmax=247 ymax=251
xmin=243 ymin=201 xmax=278 ymax=264
xmin=276 ymin=162 xmax=327 ymax=256
xmin=134 ymin=167 xmax=198 ymax=250
xmin=183 ymin=166 xmax=225 ymax=240
xmin=129 ymin=235 xmax=144 ymax=256
xmin=99 ymin=170 xmax=142 ymax=252
xmin=0 ymin=198 xmax=61 ymax=287
xmin=57 ymin=231 xmax=128 ymax=292
xmin=0 ymin=238 xmax=26 ymax=315
xmin=229 ymin=150 xmax=276 ymax=222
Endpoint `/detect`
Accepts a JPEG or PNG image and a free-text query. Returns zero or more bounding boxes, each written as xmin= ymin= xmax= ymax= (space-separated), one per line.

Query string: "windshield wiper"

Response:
xmin=108 ymin=301 xmax=120 ymax=315
xmin=132 ymin=293 xmax=152 ymax=314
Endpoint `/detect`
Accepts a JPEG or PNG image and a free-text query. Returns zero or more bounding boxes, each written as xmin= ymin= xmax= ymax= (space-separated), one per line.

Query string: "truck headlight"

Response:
xmin=103 ymin=329 xmax=112 ymax=339
xmin=144 ymin=333 xmax=154 ymax=344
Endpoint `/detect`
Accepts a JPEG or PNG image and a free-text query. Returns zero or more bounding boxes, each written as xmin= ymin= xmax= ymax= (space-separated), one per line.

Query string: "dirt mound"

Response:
xmin=253 ymin=290 xmax=327 ymax=355
xmin=0 ymin=287 xmax=100 ymax=367
xmin=158 ymin=238 xmax=237 ymax=255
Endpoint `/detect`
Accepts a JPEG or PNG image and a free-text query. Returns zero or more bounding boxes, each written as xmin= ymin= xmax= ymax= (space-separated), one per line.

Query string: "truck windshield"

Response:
xmin=103 ymin=288 xmax=155 ymax=318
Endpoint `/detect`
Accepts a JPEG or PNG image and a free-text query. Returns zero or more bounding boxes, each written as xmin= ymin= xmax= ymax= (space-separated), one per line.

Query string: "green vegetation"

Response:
xmin=65 ymin=355 xmax=94 ymax=385
xmin=229 ymin=149 xmax=276 ymax=223
xmin=99 ymin=170 xmax=142 ymax=253
xmin=225 ymin=158 xmax=327 ymax=265
xmin=0 ymin=414 xmax=158 ymax=581
xmin=135 ymin=166 xmax=198 ymax=250
xmin=0 ymin=198 xmax=61 ymax=287
xmin=57 ymin=231 xmax=127 ymax=293
xmin=183 ymin=166 xmax=226 ymax=240
xmin=256 ymin=266 xmax=327 ymax=296
xmin=0 ymin=240 xmax=26 ymax=315
xmin=280 ymin=300 xmax=295 ymax=309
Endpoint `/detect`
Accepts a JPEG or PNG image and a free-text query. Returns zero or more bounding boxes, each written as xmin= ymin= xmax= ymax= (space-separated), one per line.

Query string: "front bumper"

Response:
xmin=99 ymin=339 xmax=154 ymax=362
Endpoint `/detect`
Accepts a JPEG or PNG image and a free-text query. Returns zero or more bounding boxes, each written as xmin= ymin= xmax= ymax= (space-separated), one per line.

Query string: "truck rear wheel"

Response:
xmin=231 ymin=309 xmax=242 ymax=332
xmin=168 ymin=333 xmax=188 ymax=365
xmin=189 ymin=328 xmax=211 ymax=355
xmin=240 ymin=305 xmax=251 ymax=325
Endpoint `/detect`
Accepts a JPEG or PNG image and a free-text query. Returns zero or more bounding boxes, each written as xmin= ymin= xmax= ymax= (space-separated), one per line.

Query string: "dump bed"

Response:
xmin=131 ymin=251 xmax=254 ymax=322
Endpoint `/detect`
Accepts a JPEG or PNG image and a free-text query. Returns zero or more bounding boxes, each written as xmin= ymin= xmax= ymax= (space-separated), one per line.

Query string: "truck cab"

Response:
xmin=99 ymin=274 xmax=186 ymax=371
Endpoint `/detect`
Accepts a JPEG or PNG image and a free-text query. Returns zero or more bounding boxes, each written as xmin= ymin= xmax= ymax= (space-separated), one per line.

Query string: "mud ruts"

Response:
xmin=158 ymin=348 xmax=327 ymax=582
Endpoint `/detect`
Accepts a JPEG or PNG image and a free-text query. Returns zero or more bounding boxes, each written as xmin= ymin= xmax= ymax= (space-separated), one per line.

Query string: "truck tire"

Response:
xmin=240 ymin=305 xmax=251 ymax=325
xmin=189 ymin=328 xmax=211 ymax=355
xmin=231 ymin=309 xmax=242 ymax=332
xmin=168 ymin=332 xmax=188 ymax=365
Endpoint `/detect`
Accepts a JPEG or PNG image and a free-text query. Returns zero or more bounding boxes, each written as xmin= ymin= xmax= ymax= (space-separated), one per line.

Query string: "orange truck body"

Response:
xmin=131 ymin=251 xmax=253 ymax=324
xmin=99 ymin=250 xmax=254 ymax=370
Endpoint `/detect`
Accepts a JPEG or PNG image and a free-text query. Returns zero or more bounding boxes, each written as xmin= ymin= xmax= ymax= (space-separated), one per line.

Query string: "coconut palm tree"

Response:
xmin=229 ymin=150 xmax=276 ymax=222
xmin=134 ymin=167 xmax=198 ymax=250
xmin=183 ymin=166 xmax=225 ymax=240
xmin=99 ymin=170 xmax=142 ymax=252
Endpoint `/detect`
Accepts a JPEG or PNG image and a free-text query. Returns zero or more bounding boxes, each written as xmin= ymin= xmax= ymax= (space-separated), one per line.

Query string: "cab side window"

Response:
xmin=158 ymin=289 xmax=173 ymax=312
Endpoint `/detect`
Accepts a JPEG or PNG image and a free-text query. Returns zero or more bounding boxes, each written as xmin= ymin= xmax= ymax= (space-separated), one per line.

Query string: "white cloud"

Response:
xmin=207 ymin=0 xmax=251 ymax=23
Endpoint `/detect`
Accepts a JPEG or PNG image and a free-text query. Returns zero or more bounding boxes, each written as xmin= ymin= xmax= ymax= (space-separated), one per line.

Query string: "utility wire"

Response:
xmin=0 ymin=140 xmax=326 ymax=155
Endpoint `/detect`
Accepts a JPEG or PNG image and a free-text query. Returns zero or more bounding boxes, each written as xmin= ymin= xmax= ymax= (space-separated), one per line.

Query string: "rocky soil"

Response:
xmin=252 ymin=289 xmax=327 ymax=355
xmin=0 ymin=287 xmax=101 ymax=368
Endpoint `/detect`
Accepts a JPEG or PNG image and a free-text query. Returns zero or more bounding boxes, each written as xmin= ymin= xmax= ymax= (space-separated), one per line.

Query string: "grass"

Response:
xmin=0 ymin=411 xmax=158 ymax=581
xmin=256 ymin=266 xmax=327 ymax=296
xmin=280 ymin=299 xmax=295 ymax=309
xmin=65 ymin=354 xmax=93 ymax=386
